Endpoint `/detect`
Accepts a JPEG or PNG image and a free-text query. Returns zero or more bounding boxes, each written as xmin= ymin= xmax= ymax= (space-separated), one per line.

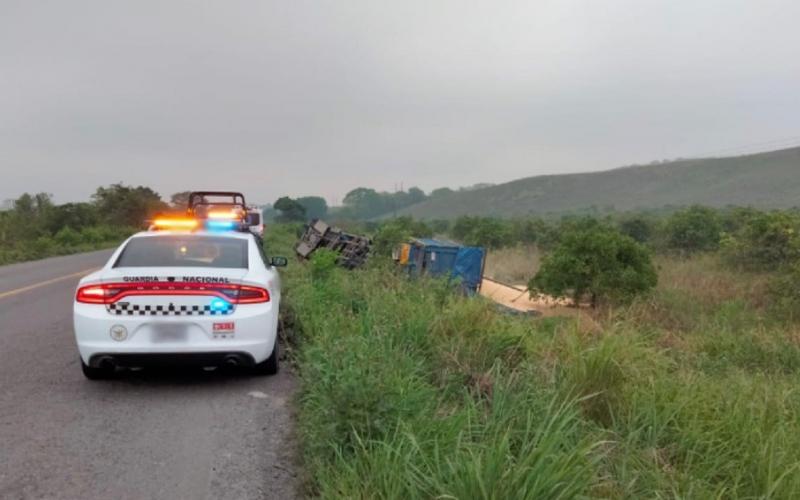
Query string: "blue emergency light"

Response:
xmin=205 ymin=220 xmax=238 ymax=231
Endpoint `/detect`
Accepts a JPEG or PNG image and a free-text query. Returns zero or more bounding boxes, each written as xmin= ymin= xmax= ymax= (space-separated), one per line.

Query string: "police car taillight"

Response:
xmin=76 ymin=285 xmax=122 ymax=304
xmin=236 ymin=285 xmax=270 ymax=304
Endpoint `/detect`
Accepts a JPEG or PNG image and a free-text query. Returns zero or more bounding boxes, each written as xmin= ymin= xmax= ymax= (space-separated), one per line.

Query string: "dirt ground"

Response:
xmin=479 ymin=277 xmax=601 ymax=332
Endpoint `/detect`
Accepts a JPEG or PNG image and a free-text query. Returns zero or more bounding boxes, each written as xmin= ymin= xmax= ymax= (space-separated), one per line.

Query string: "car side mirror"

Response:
xmin=246 ymin=213 xmax=260 ymax=226
xmin=270 ymin=256 xmax=288 ymax=267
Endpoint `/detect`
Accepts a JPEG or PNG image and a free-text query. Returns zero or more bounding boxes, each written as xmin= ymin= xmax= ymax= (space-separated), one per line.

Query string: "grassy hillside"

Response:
xmin=400 ymin=146 xmax=800 ymax=219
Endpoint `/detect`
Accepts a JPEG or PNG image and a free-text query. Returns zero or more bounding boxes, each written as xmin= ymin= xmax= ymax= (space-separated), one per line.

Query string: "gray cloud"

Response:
xmin=1 ymin=0 xmax=799 ymax=205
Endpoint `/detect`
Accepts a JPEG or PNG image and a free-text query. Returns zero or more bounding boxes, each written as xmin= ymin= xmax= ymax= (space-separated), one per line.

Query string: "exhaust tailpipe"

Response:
xmin=223 ymin=355 xmax=241 ymax=367
xmin=96 ymin=356 xmax=117 ymax=370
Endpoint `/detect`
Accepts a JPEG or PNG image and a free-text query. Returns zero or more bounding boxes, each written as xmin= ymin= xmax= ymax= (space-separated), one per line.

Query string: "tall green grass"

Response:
xmin=266 ymin=225 xmax=800 ymax=498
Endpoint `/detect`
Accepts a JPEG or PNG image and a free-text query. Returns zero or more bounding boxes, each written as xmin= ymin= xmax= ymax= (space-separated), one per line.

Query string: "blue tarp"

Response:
xmin=453 ymin=246 xmax=485 ymax=292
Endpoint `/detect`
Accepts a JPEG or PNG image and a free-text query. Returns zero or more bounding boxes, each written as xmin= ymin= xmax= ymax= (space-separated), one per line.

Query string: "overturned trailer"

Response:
xmin=395 ymin=238 xmax=486 ymax=294
xmin=295 ymin=219 xmax=371 ymax=269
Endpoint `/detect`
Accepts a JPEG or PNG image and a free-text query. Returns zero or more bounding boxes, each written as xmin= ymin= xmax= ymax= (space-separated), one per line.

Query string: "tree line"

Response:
xmin=269 ymin=184 xmax=479 ymax=222
xmin=366 ymin=205 xmax=800 ymax=310
xmin=0 ymin=183 xmax=185 ymax=264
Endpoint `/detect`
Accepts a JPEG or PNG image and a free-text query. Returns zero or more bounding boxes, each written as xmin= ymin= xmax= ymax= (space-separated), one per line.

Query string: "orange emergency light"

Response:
xmin=152 ymin=217 xmax=199 ymax=230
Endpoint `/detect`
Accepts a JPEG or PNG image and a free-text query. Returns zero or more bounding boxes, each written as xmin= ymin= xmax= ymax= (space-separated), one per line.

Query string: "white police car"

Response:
xmin=73 ymin=200 xmax=287 ymax=379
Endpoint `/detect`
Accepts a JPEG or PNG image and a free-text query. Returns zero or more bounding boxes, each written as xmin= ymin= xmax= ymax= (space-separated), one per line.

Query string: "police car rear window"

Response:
xmin=114 ymin=236 xmax=248 ymax=269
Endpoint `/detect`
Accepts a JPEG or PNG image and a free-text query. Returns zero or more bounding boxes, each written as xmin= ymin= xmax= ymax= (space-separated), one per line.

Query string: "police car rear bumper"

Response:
xmin=73 ymin=301 xmax=278 ymax=366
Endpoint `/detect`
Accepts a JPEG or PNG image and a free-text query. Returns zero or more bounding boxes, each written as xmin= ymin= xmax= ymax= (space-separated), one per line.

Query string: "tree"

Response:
xmin=406 ymin=187 xmax=426 ymax=205
xmin=92 ymin=183 xmax=167 ymax=227
xmin=296 ymin=196 xmax=328 ymax=220
xmin=451 ymin=216 xmax=478 ymax=242
xmin=664 ymin=205 xmax=721 ymax=253
xmin=451 ymin=216 xmax=512 ymax=249
xmin=510 ymin=218 xmax=554 ymax=246
xmin=465 ymin=218 xmax=512 ymax=248
xmin=12 ymin=193 xmax=36 ymax=216
xmin=170 ymin=191 xmax=192 ymax=209
xmin=430 ymin=187 xmax=454 ymax=198
xmin=343 ymin=187 xmax=383 ymax=219
xmin=530 ymin=225 xmax=657 ymax=306
xmin=273 ymin=196 xmax=307 ymax=222
xmin=45 ymin=202 xmax=99 ymax=233
xmin=430 ymin=219 xmax=450 ymax=234
xmin=340 ymin=187 xmax=428 ymax=220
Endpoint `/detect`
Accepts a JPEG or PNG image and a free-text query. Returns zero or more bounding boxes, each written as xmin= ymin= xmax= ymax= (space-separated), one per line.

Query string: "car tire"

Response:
xmin=81 ymin=359 xmax=114 ymax=380
xmin=253 ymin=339 xmax=279 ymax=376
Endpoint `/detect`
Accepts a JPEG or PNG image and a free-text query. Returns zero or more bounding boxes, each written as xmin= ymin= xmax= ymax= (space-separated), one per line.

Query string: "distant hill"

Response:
xmin=399 ymin=146 xmax=800 ymax=219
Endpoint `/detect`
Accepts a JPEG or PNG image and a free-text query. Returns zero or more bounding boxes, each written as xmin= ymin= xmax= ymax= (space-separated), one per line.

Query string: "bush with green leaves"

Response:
xmin=309 ymin=249 xmax=340 ymax=282
xmin=721 ymin=211 xmax=800 ymax=270
xmin=371 ymin=217 xmax=432 ymax=256
xmin=663 ymin=205 xmax=722 ymax=253
xmin=54 ymin=227 xmax=82 ymax=247
xmin=766 ymin=262 xmax=800 ymax=320
xmin=530 ymin=225 xmax=657 ymax=306
xmin=618 ymin=215 xmax=654 ymax=244
xmin=451 ymin=216 xmax=513 ymax=248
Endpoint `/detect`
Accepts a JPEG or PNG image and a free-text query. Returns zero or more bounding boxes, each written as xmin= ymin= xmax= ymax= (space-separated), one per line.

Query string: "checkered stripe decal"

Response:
xmin=106 ymin=302 xmax=234 ymax=316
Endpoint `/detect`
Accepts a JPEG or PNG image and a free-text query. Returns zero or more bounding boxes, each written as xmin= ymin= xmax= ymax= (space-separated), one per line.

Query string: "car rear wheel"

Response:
xmin=81 ymin=359 xmax=115 ymax=380
xmin=252 ymin=339 xmax=279 ymax=376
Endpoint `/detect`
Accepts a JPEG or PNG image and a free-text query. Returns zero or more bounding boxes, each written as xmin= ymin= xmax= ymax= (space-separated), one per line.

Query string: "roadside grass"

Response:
xmin=266 ymin=225 xmax=800 ymax=498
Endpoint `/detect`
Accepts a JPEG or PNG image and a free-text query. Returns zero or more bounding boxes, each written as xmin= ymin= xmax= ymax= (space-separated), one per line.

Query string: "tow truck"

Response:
xmin=73 ymin=191 xmax=287 ymax=379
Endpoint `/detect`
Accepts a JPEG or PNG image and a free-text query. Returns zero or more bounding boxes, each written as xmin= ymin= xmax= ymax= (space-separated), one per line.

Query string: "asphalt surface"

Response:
xmin=0 ymin=251 xmax=299 ymax=500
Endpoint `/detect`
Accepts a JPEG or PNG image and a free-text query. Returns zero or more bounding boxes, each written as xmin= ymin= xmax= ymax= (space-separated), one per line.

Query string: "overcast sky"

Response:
xmin=1 ymin=0 xmax=799 ymax=205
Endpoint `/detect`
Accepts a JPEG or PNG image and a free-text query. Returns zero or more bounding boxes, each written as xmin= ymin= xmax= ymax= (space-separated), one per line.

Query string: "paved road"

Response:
xmin=0 ymin=251 xmax=299 ymax=499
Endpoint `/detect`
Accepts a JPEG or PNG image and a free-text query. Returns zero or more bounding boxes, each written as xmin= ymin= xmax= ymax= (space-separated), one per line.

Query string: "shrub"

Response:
xmin=451 ymin=216 xmax=513 ymax=248
xmin=721 ymin=211 xmax=800 ymax=270
xmin=79 ymin=226 xmax=103 ymax=244
xmin=618 ymin=216 xmax=653 ymax=244
xmin=54 ymin=227 xmax=81 ymax=247
xmin=663 ymin=205 xmax=722 ymax=253
xmin=28 ymin=236 xmax=56 ymax=259
xmin=767 ymin=262 xmax=800 ymax=321
xmin=530 ymin=225 xmax=657 ymax=306
xmin=372 ymin=217 xmax=432 ymax=256
xmin=309 ymin=249 xmax=340 ymax=282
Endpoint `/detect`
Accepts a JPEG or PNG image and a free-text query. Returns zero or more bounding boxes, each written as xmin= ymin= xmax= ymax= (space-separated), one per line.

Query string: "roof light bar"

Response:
xmin=149 ymin=216 xmax=245 ymax=232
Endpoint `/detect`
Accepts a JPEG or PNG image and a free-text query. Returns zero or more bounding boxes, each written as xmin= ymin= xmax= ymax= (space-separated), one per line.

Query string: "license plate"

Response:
xmin=151 ymin=325 xmax=188 ymax=343
xmin=213 ymin=322 xmax=235 ymax=334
